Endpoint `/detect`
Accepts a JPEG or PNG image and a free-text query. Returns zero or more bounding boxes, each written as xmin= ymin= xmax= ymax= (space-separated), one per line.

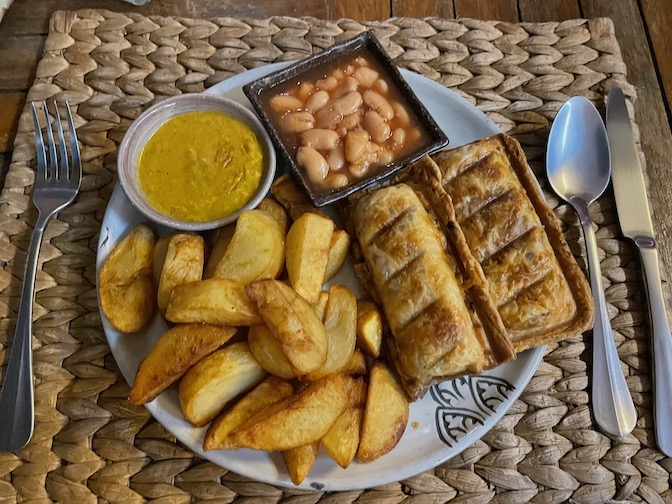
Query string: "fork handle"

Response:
xmin=0 ymin=212 xmax=50 ymax=452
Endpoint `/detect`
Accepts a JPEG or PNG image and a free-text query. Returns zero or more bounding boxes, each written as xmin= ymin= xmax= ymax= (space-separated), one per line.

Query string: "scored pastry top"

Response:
xmin=350 ymin=183 xmax=515 ymax=399
xmin=420 ymin=134 xmax=594 ymax=351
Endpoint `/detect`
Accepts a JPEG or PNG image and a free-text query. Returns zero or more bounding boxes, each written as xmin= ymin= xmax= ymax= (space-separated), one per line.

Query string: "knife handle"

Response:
xmin=638 ymin=243 xmax=672 ymax=456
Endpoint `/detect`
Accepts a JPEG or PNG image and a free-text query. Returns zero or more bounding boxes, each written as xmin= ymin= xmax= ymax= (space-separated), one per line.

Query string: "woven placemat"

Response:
xmin=0 ymin=9 xmax=665 ymax=503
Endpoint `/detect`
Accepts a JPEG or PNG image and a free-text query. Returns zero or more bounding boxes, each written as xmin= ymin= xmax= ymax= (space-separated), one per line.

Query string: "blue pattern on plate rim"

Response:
xmin=431 ymin=376 xmax=515 ymax=447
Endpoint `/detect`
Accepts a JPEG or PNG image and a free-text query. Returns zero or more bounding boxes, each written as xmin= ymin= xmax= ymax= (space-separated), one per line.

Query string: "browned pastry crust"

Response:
xmin=349 ymin=183 xmax=515 ymax=399
xmin=417 ymin=134 xmax=594 ymax=351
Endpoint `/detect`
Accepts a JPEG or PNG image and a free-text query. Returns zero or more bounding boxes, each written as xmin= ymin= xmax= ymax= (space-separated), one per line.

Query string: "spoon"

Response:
xmin=547 ymin=96 xmax=636 ymax=437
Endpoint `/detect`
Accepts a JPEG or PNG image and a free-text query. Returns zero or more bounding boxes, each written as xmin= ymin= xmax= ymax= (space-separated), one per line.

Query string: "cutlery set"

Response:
xmin=0 ymin=90 xmax=670 ymax=458
xmin=548 ymin=88 xmax=672 ymax=454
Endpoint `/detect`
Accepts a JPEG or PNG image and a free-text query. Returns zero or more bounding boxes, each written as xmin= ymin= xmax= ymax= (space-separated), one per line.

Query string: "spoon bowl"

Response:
xmin=546 ymin=96 xmax=636 ymax=437
xmin=547 ymin=96 xmax=611 ymax=205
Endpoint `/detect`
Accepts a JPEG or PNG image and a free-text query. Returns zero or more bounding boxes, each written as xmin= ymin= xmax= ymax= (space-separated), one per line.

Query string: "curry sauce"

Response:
xmin=138 ymin=110 xmax=264 ymax=222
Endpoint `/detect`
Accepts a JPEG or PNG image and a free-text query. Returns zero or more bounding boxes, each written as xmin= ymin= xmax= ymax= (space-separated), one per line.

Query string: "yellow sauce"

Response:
xmin=138 ymin=110 xmax=264 ymax=222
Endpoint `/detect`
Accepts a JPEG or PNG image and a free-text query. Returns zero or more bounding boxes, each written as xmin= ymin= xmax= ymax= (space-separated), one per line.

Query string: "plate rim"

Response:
xmin=96 ymin=62 xmax=545 ymax=491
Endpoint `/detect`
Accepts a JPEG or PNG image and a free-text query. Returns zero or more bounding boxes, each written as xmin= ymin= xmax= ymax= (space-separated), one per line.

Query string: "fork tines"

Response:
xmin=30 ymin=101 xmax=82 ymax=185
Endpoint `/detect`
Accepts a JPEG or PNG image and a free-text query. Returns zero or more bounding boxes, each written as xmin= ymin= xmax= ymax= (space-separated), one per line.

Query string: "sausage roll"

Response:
xmin=414 ymin=134 xmax=593 ymax=351
xmin=350 ymin=183 xmax=515 ymax=399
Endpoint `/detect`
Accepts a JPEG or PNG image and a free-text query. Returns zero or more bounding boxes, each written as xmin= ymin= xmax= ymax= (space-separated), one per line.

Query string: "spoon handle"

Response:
xmin=637 ymin=245 xmax=672 ymax=455
xmin=580 ymin=212 xmax=637 ymax=436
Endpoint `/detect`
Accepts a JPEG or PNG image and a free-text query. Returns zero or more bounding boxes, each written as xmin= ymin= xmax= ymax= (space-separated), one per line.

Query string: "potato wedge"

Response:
xmin=282 ymin=442 xmax=319 ymax=485
xmin=214 ymin=210 xmax=285 ymax=284
xmin=314 ymin=290 xmax=329 ymax=320
xmin=245 ymin=279 xmax=327 ymax=375
xmin=258 ymin=197 xmax=289 ymax=233
xmin=305 ymin=285 xmax=357 ymax=381
xmin=286 ymin=213 xmax=334 ymax=304
xmin=157 ymin=233 xmax=205 ymax=314
xmin=341 ymin=349 xmax=367 ymax=376
xmin=325 ymin=230 xmax=351 ymax=281
xmin=345 ymin=376 xmax=368 ymax=407
xmin=203 ymin=376 xmax=293 ymax=451
xmin=356 ymin=300 xmax=382 ymax=358
xmin=270 ymin=174 xmax=325 ymax=221
xmin=152 ymin=235 xmax=170 ymax=284
xmin=166 ymin=278 xmax=261 ymax=326
xmin=248 ymin=325 xmax=295 ymax=380
xmin=322 ymin=407 xmax=362 ymax=469
xmin=179 ymin=342 xmax=266 ymax=426
xmin=99 ymin=224 xmax=156 ymax=333
xmin=322 ymin=376 xmax=366 ymax=468
xmin=357 ymin=362 xmax=409 ymax=463
xmin=230 ymin=373 xmax=348 ymax=451
xmin=204 ymin=225 xmax=235 ymax=279
xmin=130 ymin=324 xmax=237 ymax=405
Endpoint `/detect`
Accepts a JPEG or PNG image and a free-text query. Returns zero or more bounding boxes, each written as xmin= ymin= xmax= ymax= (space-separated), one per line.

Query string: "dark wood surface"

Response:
xmin=0 ymin=0 xmax=671 ymax=285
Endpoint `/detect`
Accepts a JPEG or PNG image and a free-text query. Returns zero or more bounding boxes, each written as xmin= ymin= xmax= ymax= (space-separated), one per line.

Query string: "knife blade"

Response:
xmin=607 ymin=87 xmax=654 ymax=241
xmin=607 ymin=86 xmax=672 ymax=456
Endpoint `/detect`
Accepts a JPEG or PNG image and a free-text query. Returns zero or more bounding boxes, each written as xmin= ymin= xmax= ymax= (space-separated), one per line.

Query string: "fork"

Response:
xmin=0 ymin=101 xmax=82 ymax=452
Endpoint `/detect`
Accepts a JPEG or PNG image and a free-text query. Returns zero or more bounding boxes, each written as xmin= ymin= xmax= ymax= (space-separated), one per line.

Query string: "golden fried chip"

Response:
xmin=99 ymin=223 xmax=156 ymax=333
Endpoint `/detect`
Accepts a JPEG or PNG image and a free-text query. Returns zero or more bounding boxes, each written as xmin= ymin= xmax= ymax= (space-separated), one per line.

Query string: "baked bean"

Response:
xmin=373 ymin=78 xmax=389 ymax=94
xmin=379 ymin=147 xmax=394 ymax=164
xmin=332 ymin=69 xmax=345 ymax=81
xmin=297 ymin=83 xmax=315 ymax=101
xmin=300 ymin=129 xmax=340 ymax=150
xmin=316 ymin=108 xmax=343 ymax=129
xmin=316 ymin=76 xmax=338 ymax=91
xmin=336 ymin=126 xmax=348 ymax=138
xmin=279 ymin=111 xmax=315 ymax=133
xmin=305 ymin=90 xmax=330 ymax=113
xmin=327 ymin=144 xmax=346 ymax=171
xmin=345 ymin=130 xmax=370 ymax=163
xmin=390 ymin=127 xmax=405 ymax=150
xmin=363 ymin=110 xmax=391 ymax=143
xmin=344 ymin=65 xmax=356 ymax=76
xmin=363 ymin=90 xmax=394 ymax=120
xmin=341 ymin=110 xmax=363 ymax=131
xmin=324 ymin=173 xmax=349 ymax=189
xmin=316 ymin=91 xmax=363 ymax=128
xmin=332 ymin=76 xmax=359 ymax=99
xmin=297 ymin=146 xmax=329 ymax=182
xmin=392 ymin=101 xmax=410 ymax=126
xmin=348 ymin=161 xmax=369 ymax=178
xmin=269 ymin=95 xmax=304 ymax=114
xmin=354 ymin=67 xmax=379 ymax=88
xmin=330 ymin=91 xmax=363 ymax=116
xmin=367 ymin=141 xmax=383 ymax=162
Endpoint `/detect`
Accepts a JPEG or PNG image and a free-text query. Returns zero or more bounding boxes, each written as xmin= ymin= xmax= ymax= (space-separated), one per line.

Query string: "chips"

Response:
xmin=179 ymin=342 xmax=267 ymax=426
xmin=103 ymin=178 xmax=414 ymax=486
xmin=130 ymin=324 xmax=237 ymax=405
xmin=285 ymin=213 xmax=334 ymax=304
xmin=99 ymin=224 xmax=156 ymax=333
xmin=245 ymin=279 xmax=328 ymax=376
xmin=229 ymin=373 xmax=349 ymax=451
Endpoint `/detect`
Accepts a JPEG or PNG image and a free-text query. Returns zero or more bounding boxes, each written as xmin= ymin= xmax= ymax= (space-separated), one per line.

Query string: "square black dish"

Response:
xmin=243 ymin=31 xmax=450 ymax=207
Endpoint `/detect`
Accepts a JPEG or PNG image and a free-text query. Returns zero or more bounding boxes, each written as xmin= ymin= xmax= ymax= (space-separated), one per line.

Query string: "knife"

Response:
xmin=607 ymin=87 xmax=672 ymax=455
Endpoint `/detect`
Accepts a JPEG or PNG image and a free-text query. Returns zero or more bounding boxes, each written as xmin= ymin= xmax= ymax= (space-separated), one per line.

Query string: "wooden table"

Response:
xmin=1 ymin=0 xmax=671 ymax=284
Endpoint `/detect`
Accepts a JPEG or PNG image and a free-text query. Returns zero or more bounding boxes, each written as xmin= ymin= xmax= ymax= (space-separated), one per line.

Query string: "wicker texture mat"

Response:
xmin=0 ymin=9 xmax=665 ymax=503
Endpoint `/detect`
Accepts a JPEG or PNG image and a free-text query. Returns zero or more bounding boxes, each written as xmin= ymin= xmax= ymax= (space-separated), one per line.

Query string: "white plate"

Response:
xmin=96 ymin=64 xmax=544 ymax=491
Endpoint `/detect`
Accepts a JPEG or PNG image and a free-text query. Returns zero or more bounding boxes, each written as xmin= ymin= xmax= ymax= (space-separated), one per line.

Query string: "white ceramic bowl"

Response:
xmin=117 ymin=94 xmax=276 ymax=231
